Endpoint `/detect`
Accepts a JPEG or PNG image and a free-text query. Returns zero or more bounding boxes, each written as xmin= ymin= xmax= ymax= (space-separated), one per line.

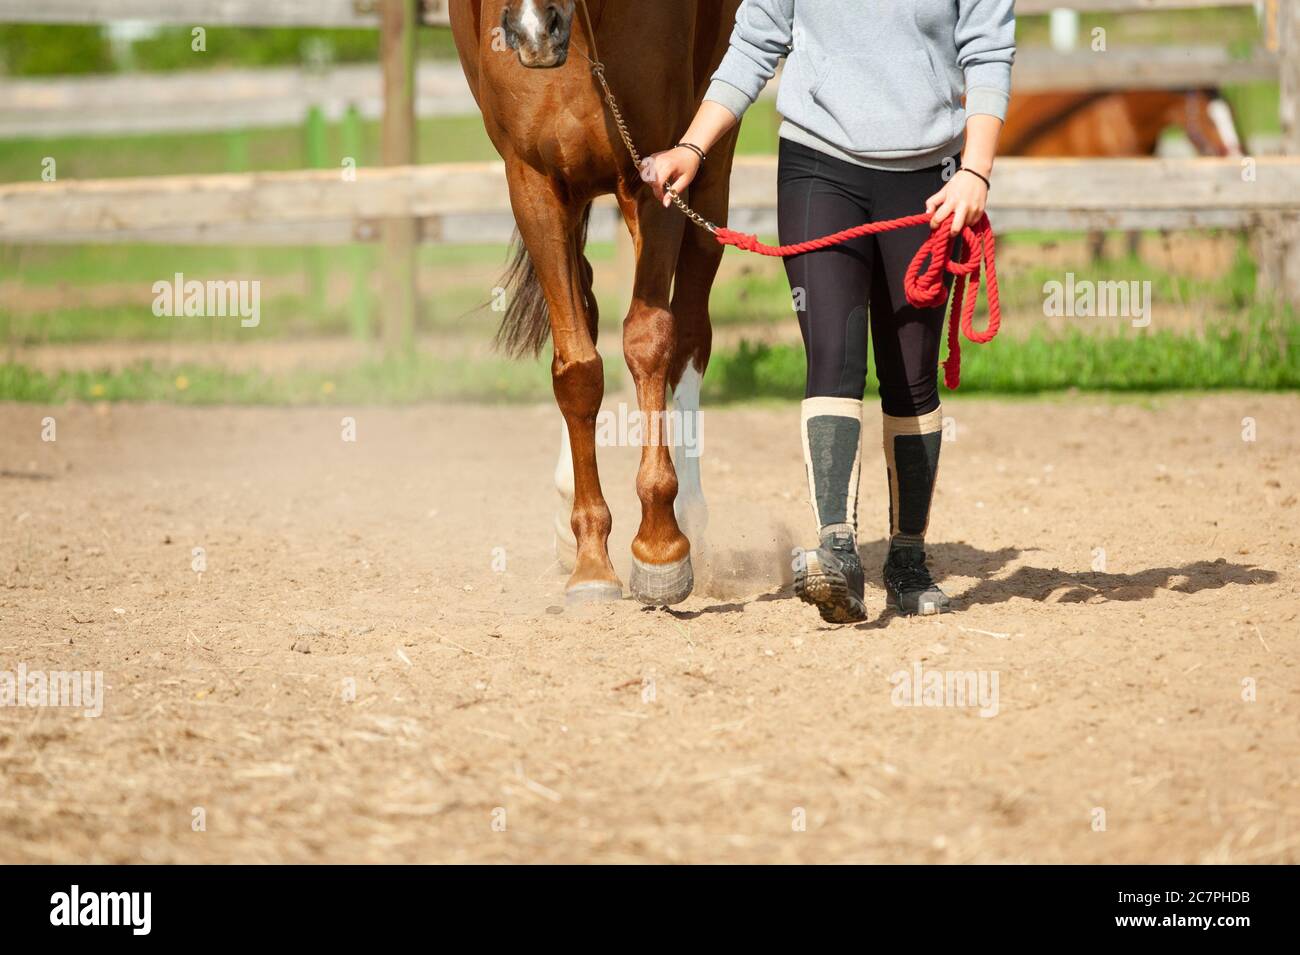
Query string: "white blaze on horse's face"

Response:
xmin=502 ymin=0 xmax=575 ymax=69
xmin=1207 ymin=98 xmax=1243 ymax=157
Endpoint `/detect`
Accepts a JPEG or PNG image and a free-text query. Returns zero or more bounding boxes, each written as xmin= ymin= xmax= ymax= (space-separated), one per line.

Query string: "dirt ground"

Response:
xmin=1 ymin=394 xmax=1297 ymax=864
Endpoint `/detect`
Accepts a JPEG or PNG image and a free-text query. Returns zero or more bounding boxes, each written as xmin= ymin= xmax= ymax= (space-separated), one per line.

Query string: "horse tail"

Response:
xmin=494 ymin=203 xmax=593 ymax=358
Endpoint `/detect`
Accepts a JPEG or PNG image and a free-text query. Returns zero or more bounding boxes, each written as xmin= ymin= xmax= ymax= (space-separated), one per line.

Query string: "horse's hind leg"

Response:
xmin=552 ymin=249 xmax=597 ymax=573
xmin=510 ymin=163 xmax=620 ymax=601
xmin=618 ymin=188 xmax=693 ymax=605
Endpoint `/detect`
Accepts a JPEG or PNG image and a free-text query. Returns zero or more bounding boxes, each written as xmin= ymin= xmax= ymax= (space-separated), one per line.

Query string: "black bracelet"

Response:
xmin=959 ymin=166 xmax=991 ymax=190
xmin=675 ymin=142 xmax=707 ymax=164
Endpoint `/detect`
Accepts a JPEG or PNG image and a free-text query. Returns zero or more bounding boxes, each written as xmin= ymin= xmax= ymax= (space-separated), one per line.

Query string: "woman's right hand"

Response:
xmin=641 ymin=146 xmax=702 ymax=208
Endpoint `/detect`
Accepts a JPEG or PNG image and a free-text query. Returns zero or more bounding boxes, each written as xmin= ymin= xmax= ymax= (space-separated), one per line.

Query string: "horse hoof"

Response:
xmin=564 ymin=579 xmax=623 ymax=605
xmin=629 ymin=555 xmax=694 ymax=606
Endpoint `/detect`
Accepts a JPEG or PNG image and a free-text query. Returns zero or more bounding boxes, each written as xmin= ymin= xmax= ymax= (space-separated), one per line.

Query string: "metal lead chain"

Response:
xmin=590 ymin=62 xmax=718 ymax=235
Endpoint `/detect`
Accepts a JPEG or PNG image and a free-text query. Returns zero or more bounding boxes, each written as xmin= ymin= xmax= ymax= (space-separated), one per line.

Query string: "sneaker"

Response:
xmin=883 ymin=544 xmax=951 ymax=616
xmin=794 ymin=528 xmax=867 ymax=623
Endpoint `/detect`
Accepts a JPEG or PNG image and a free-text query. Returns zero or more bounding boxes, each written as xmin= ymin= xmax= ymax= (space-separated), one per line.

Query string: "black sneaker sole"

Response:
xmin=795 ymin=550 xmax=867 ymax=624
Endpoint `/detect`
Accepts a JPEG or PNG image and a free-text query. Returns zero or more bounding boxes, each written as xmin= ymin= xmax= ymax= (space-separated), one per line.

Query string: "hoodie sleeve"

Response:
xmin=955 ymin=0 xmax=1016 ymax=121
xmin=704 ymin=0 xmax=795 ymax=120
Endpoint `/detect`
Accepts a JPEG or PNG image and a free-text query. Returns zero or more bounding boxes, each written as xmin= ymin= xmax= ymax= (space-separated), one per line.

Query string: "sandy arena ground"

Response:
xmin=1 ymin=393 xmax=1297 ymax=863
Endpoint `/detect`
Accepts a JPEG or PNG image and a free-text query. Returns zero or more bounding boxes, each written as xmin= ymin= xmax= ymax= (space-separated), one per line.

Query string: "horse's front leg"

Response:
xmin=509 ymin=163 xmax=620 ymax=601
xmin=618 ymin=188 xmax=693 ymax=605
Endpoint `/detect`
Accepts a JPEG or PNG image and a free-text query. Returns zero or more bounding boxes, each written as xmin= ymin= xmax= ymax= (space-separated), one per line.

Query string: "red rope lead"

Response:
xmin=713 ymin=212 xmax=1000 ymax=389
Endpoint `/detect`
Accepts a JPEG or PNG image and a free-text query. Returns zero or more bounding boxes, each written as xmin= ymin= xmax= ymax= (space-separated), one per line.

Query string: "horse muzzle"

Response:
xmin=501 ymin=1 xmax=573 ymax=69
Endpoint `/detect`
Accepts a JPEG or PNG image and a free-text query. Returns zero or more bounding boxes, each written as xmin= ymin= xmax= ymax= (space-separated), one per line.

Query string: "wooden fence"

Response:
xmin=7 ymin=157 xmax=1300 ymax=311
xmin=0 ymin=0 xmax=1297 ymax=308
xmin=0 ymin=63 xmax=478 ymax=138
xmin=2 ymin=154 xmax=1296 ymax=235
xmin=0 ymin=0 xmax=1290 ymax=146
xmin=0 ymin=47 xmax=1281 ymax=139
xmin=0 ymin=0 xmax=450 ymax=28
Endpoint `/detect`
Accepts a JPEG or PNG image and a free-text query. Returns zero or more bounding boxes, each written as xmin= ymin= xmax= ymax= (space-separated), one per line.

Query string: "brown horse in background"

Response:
xmin=1003 ymin=89 xmax=1245 ymax=258
xmin=449 ymin=0 xmax=741 ymax=605
xmin=1003 ymin=89 xmax=1244 ymax=158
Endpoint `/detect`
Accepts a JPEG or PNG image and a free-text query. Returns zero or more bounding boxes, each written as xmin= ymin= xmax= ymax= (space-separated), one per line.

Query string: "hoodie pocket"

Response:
xmin=809 ymin=50 xmax=957 ymax=154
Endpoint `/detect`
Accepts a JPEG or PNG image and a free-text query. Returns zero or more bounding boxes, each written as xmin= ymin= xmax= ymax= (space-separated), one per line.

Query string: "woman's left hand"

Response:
xmin=925 ymin=168 xmax=989 ymax=235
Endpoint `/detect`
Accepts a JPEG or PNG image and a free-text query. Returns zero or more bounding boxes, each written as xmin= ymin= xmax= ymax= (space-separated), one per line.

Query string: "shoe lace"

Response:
xmin=825 ymin=532 xmax=856 ymax=555
xmin=887 ymin=550 xmax=936 ymax=593
xmin=822 ymin=534 xmax=861 ymax=572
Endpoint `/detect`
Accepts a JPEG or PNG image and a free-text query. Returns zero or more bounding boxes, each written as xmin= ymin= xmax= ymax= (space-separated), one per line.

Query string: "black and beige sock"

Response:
xmin=801 ymin=397 xmax=863 ymax=541
xmin=883 ymin=407 xmax=943 ymax=548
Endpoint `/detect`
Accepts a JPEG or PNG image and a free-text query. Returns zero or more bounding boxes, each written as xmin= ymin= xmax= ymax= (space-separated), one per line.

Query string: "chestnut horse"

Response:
xmin=449 ymin=1 xmax=741 ymax=604
xmin=1003 ymin=89 xmax=1244 ymax=258
xmin=1002 ymin=89 xmax=1244 ymax=158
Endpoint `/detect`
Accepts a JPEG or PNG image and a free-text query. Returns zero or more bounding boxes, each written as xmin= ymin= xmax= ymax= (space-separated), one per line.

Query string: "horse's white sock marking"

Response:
xmin=672 ymin=361 xmax=708 ymax=549
xmin=553 ymin=418 xmax=577 ymax=567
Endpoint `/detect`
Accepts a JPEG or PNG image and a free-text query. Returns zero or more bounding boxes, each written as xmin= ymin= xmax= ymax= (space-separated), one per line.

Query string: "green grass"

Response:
xmin=8 ymin=231 xmax=1252 ymax=347
xmin=0 ymin=352 xmax=600 ymax=406
xmin=0 ymin=242 xmax=512 ymax=344
xmin=1 ymin=240 xmax=521 ymax=287
xmin=2 ymin=307 xmax=1293 ymax=405
xmin=1222 ymin=82 xmax=1283 ymax=137
xmin=996 ymin=234 xmax=1261 ymax=315
xmin=0 ymin=98 xmax=790 ymax=184
xmin=0 ymin=25 xmax=460 ymax=77
xmin=0 ymin=113 xmax=505 ymax=183
xmin=710 ymin=230 xmax=1265 ymax=328
xmin=704 ymin=308 xmax=1299 ymax=402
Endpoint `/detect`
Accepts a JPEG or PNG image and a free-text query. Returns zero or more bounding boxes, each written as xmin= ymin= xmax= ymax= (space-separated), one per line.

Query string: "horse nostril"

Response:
xmin=500 ymin=8 xmax=520 ymax=49
xmin=545 ymin=4 xmax=568 ymax=41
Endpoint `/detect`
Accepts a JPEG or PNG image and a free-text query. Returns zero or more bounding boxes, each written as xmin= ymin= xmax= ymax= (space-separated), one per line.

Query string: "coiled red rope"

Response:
xmin=713 ymin=212 xmax=1000 ymax=389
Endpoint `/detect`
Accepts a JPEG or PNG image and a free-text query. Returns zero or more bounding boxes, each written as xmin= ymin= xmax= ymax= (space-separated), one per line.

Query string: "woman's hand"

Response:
xmin=641 ymin=146 xmax=703 ymax=208
xmin=925 ymin=168 xmax=989 ymax=235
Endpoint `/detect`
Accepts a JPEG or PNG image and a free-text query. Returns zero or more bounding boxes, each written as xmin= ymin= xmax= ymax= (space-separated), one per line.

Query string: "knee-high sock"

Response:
xmin=801 ymin=397 xmax=863 ymax=538
xmin=883 ymin=407 xmax=943 ymax=547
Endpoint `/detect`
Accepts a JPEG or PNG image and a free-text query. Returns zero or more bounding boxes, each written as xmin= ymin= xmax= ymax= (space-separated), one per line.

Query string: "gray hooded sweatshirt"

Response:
xmin=705 ymin=0 xmax=1016 ymax=170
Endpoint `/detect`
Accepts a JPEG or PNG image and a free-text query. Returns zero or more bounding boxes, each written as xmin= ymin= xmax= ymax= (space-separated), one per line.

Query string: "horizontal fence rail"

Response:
xmin=0 ymin=49 xmax=1279 ymax=139
xmin=1013 ymin=45 xmax=1278 ymax=92
xmin=0 ymin=0 xmax=451 ymax=28
xmin=0 ymin=63 xmax=477 ymax=137
xmin=1015 ymin=0 xmax=1258 ymax=12
xmin=0 ymin=0 xmax=1262 ymax=25
xmin=1 ymin=157 xmax=1296 ymax=246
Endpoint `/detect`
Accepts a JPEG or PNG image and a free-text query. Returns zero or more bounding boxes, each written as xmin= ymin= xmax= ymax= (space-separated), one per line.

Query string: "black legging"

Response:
xmin=777 ymin=138 xmax=956 ymax=417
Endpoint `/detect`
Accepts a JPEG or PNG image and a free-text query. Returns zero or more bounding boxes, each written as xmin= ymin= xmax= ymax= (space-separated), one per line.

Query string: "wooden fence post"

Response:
xmin=1279 ymin=0 xmax=1298 ymax=155
xmin=380 ymin=0 xmax=419 ymax=353
xmin=1262 ymin=0 xmax=1300 ymax=308
xmin=303 ymin=105 xmax=330 ymax=320
xmin=341 ymin=104 xmax=374 ymax=342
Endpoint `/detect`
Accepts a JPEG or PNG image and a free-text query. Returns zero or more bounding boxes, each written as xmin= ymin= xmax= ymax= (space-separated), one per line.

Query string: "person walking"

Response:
xmin=645 ymin=0 xmax=1015 ymax=622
